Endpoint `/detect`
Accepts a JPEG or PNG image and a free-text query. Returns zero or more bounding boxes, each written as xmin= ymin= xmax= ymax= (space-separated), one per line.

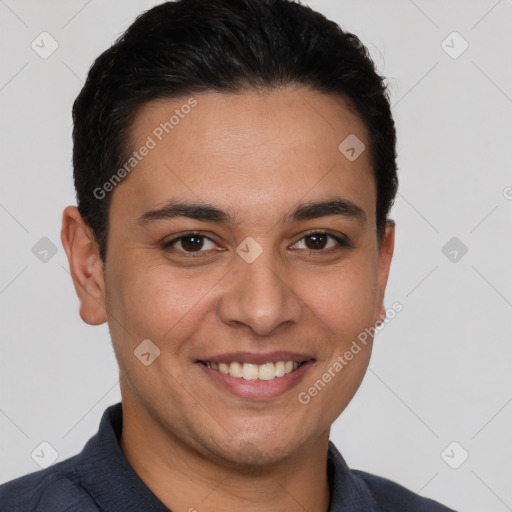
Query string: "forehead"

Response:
xmin=112 ymin=87 xmax=375 ymax=223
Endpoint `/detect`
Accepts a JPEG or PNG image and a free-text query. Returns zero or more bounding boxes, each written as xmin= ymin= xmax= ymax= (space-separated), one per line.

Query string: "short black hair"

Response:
xmin=72 ymin=0 xmax=398 ymax=262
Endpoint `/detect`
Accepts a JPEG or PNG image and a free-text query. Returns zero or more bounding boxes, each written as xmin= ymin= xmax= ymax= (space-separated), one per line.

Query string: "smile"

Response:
xmin=199 ymin=361 xmax=305 ymax=380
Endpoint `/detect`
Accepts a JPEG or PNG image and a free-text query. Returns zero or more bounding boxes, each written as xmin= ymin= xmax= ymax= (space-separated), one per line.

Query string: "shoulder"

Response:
xmin=0 ymin=456 xmax=98 ymax=512
xmin=353 ymin=469 xmax=457 ymax=512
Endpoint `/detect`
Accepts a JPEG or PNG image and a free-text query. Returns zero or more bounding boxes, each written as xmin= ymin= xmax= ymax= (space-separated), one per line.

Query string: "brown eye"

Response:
xmin=164 ymin=234 xmax=218 ymax=253
xmin=291 ymin=232 xmax=349 ymax=252
xmin=304 ymin=234 xmax=328 ymax=250
xmin=180 ymin=235 xmax=205 ymax=252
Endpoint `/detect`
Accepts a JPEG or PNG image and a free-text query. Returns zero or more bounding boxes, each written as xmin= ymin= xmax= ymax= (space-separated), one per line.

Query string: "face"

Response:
xmin=66 ymin=87 xmax=394 ymax=466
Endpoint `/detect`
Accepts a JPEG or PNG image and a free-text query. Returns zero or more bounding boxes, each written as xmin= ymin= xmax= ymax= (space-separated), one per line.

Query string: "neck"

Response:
xmin=119 ymin=397 xmax=331 ymax=512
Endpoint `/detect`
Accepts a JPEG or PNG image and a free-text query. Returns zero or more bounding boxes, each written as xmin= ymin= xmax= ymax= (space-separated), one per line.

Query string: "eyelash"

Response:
xmin=162 ymin=230 xmax=351 ymax=257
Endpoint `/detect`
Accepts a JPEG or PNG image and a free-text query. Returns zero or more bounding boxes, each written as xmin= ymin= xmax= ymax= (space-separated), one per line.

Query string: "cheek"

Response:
xmin=107 ymin=259 xmax=222 ymax=343
xmin=301 ymin=257 xmax=380 ymax=337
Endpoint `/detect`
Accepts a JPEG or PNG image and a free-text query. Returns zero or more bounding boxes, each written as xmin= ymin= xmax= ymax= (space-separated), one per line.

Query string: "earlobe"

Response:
xmin=61 ymin=206 xmax=107 ymax=326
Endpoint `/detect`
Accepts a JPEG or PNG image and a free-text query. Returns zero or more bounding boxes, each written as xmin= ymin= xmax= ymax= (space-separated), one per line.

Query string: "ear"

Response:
xmin=376 ymin=220 xmax=395 ymax=324
xmin=61 ymin=206 xmax=107 ymax=325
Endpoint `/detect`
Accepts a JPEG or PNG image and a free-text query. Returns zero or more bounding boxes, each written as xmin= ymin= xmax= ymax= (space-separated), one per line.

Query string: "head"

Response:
xmin=62 ymin=0 xmax=397 ymax=466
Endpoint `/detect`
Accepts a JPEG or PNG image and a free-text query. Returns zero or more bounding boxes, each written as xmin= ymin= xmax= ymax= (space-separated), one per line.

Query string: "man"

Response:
xmin=0 ymin=0 xmax=456 ymax=510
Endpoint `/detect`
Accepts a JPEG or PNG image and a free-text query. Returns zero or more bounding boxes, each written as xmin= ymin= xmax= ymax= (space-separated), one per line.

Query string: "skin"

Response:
xmin=61 ymin=87 xmax=394 ymax=512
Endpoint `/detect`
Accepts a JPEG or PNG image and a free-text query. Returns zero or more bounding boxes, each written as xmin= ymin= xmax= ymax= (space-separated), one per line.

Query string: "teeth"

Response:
xmin=274 ymin=361 xmax=285 ymax=377
xmin=258 ymin=362 xmax=275 ymax=381
xmin=219 ymin=362 xmax=230 ymax=375
xmin=230 ymin=361 xmax=243 ymax=378
xmin=204 ymin=360 xmax=303 ymax=380
xmin=242 ymin=363 xmax=259 ymax=380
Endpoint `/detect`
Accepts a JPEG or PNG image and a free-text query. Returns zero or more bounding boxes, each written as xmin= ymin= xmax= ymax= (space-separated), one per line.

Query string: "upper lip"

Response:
xmin=197 ymin=351 xmax=314 ymax=365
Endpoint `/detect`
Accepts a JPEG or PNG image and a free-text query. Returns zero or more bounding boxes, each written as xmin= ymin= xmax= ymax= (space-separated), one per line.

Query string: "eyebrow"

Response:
xmin=137 ymin=197 xmax=366 ymax=226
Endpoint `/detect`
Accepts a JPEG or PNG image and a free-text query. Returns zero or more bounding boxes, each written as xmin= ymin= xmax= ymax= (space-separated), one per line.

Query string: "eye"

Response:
xmin=162 ymin=231 xmax=349 ymax=257
xmin=291 ymin=232 xmax=349 ymax=251
xmin=163 ymin=233 xmax=219 ymax=253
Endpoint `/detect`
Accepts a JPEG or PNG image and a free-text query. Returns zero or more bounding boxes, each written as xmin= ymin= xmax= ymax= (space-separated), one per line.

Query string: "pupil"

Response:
xmin=182 ymin=236 xmax=204 ymax=251
xmin=306 ymin=234 xmax=326 ymax=250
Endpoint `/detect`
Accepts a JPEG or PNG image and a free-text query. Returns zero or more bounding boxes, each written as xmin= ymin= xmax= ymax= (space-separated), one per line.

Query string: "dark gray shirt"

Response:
xmin=0 ymin=403 xmax=456 ymax=511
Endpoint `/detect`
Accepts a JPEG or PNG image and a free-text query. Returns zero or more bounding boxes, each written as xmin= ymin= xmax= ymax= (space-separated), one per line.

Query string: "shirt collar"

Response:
xmin=76 ymin=402 xmax=170 ymax=511
xmin=327 ymin=441 xmax=379 ymax=511
xmin=75 ymin=402 xmax=377 ymax=511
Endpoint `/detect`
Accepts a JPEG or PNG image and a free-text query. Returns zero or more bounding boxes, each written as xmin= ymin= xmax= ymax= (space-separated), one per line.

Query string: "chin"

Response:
xmin=205 ymin=429 xmax=307 ymax=468
xmin=216 ymin=443 xmax=290 ymax=467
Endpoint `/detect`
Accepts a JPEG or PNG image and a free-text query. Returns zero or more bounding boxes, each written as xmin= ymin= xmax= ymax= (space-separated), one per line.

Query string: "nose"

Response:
xmin=218 ymin=250 xmax=303 ymax=337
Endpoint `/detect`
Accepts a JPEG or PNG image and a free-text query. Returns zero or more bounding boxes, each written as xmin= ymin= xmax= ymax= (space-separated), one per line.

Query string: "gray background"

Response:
xmin=1 ymin=1 xmax=511 ymax=510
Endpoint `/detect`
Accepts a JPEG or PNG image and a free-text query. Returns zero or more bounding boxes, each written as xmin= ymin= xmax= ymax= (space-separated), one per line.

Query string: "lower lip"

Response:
xmin=196 ymin=361 xmax=314 ymax=399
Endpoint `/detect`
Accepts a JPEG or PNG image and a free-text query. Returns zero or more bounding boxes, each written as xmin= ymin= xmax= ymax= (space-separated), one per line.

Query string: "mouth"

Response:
xmin=198 ymin=360 xmax=307 ymax=381
xmin=195 ymin=354 xmax=314 ymax=399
